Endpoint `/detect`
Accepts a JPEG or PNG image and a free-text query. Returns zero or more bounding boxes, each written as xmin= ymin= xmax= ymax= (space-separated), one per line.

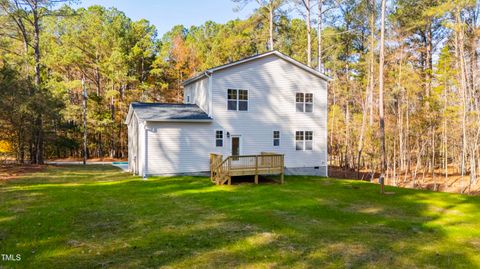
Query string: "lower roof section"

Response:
xmin=129 ymin=102 xmax=212 ymax=123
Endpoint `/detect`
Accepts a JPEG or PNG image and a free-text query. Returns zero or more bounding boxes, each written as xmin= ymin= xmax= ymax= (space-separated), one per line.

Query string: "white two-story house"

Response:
xmin=126 ymin=50 xmax=330 ymax=177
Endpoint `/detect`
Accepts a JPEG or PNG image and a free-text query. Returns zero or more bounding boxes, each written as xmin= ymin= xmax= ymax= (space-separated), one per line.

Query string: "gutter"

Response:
xmin=205 ymin=71 xmax=213 ymax=117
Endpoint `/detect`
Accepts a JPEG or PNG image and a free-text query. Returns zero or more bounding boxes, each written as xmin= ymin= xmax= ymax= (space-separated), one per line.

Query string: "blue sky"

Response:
xmin=74 ymin=0 xmax=258 ymax=36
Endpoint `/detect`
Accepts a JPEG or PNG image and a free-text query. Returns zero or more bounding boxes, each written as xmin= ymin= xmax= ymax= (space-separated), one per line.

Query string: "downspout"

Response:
xmin=143 ymin=122 xmax=148 ymax=180
xmin=205 ymin=71 xmax=213 ymax=117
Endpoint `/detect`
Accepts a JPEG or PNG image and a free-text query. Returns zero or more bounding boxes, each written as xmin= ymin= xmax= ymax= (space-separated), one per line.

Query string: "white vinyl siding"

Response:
xmin=132 ymin=53 xmax=328 ymax=176
xmin=146 ymin=122 xmax=213 ymax=174
xmin=183 ymin=77 xmax=209 ymax=112
xmin=211 ymin=54 xmax=327 ymax=170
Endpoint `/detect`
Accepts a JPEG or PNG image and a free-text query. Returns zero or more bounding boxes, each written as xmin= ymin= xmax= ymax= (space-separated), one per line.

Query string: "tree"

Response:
xmin=378 ymin=0 xmax=386 ymax=193
xmin=0 ymin=0 xmax=72 ymax=164
xmin=233 ymin=0 xmax=284 ymax=50
xmin=296 ymin=0 xmax=312 ymax=66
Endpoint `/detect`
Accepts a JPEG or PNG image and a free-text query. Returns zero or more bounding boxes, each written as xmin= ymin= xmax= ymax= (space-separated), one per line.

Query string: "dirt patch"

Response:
xmin=329 ymin=166 xmax=380 ymax=181
xmin=329 ymin=166 xmax=480 ymax=195
xmin=0 ymin=164 xmax=46 ymax=181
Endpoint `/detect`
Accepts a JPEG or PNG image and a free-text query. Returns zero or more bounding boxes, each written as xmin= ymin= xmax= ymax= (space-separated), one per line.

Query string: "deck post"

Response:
xmin=210 ymin=154 xmax=213 ymax=181
xmin=281 ymin=155 xmax=285 ymax=184
xmin=228 ymin=157 xmax=231 ymax=185
xmin=255 ymin=155 xmax=259 ymax=184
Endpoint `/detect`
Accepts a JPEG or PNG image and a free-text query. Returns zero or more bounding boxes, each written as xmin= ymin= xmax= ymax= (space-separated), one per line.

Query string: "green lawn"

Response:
xmin=0 ymin=166 xmax=479 ymax=268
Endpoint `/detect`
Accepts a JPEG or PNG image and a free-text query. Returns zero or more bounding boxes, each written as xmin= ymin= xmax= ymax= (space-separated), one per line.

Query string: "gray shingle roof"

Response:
xmin=131 ymin=103 xmax=212 ymax=122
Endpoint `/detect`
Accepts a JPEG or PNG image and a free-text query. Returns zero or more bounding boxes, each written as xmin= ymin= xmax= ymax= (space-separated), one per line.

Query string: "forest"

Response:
xmin=0 ymin=0 xmax=479 ymax=193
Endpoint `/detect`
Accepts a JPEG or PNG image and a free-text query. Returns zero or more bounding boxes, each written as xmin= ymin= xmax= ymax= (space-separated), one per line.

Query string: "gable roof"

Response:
xmin=183 ymin=50 xmax=331 ymax=86
xmin=125 ymin=102 xmax=212 ymax=124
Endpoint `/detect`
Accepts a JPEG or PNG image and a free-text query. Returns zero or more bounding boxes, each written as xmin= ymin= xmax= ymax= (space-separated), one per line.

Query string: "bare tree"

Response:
xmin=317 ymin=0 xmax=323 ymax=71
xmin=378 ymin=0 xmax=387 ymax=193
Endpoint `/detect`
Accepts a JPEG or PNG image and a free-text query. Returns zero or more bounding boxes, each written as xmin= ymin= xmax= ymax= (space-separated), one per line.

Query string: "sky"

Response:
xmin=74 ymin=0 xmax=258 ymax=36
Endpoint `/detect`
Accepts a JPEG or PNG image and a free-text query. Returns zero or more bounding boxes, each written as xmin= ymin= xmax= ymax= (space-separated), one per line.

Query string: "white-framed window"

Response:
xmin=296 ymin=92 xmax=314 ymax=112
xmin=273 ymin=131 xmax=280 ymax=146
xmin=295 ymin=131 xmax=313 ymax=151
xmin=227 ymin=89 xmax=248 ymax=111
xmin=215 ymin=130 xmax=223 ymax=147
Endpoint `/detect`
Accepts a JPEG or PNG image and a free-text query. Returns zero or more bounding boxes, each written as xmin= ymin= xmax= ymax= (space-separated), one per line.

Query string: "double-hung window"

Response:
xmin=296 ymin=93 xmax=313 ymax=112
xmin=295 ymin=131 xmax=313 ymax=151
xmin=228 ymin=89 xmax=248 ymax=111
xmin=273 ymin=131 xmax=280 ymax=146
xmin=215 ymin=130 xmax=223 ymax=147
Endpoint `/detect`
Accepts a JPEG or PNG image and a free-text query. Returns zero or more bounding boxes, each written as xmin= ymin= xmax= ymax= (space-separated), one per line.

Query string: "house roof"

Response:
xmin=183 ymin=50 xmax=331 ymax=86
xmin=125 ymin=102 xmax=212 ymax=124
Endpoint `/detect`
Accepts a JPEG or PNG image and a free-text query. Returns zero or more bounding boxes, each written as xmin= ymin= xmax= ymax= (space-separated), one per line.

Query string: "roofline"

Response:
xmin=182 ymin=50 xmax=332 ymax=86
xmin=144 ymin=119 xmax=213 ymax=123
xmin=125 ymin=103 xmax=135 ymax=125
xmin=125 ymin=103 xmax=212 ymax=124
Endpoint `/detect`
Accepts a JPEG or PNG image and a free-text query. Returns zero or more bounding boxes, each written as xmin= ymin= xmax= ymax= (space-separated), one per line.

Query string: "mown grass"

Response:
xmin=0 ymin=165 xmax=479 ymax=268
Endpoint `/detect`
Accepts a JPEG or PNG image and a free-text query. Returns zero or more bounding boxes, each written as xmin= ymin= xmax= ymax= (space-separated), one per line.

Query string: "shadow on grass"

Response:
xmin=0 ymin=165 xmax=479 ymax=268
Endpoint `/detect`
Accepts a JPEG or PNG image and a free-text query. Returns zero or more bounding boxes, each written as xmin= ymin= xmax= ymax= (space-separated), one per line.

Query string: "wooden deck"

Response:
xmin=210 ymin=152 xmax=285 ymax=185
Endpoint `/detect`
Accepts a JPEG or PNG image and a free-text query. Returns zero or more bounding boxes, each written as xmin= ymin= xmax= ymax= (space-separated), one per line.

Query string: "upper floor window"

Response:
xmin=228 ymin=89 xmax=248 ymax=111
xmin=295 ymin=131 xmax=313 ymax=151
xmin=273 ymin=131 xmax=280 ymax=146
xmin=215 ymin=130 xmax=223 ymax=147
xmin=296 ymin=93 xmax=313 ymax=112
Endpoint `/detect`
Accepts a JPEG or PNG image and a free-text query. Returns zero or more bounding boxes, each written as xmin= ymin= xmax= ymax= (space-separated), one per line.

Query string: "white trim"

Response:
xmin=144 ymin=119 xmax=213 ymax=123
xmin=206 ymin=71 xmax=213 ymax=117
xmin=143 ymin=123 xmax=149 ymax=179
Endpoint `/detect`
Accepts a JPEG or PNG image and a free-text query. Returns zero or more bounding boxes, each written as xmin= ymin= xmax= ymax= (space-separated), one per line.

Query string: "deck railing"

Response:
xmin=210 ymin=153 xmax=285 ymax=185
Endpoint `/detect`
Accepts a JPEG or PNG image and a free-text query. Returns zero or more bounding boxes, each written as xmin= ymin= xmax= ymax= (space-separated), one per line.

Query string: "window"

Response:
xmin=186 ymin=95 xmax=191 ymax=103
xmin=305 ymin=93 xmax=313 ymax=112
xmin=295 ymin=131 xmax=313 ymax=151
xmin=296 ymin=92 xmax=314 ymax=112
xmin=305 ymin=131 xmax=313 ymax=150
xmin=215 ymin=130 xmax=223 ymax=147
xmin=228 ymin=89 xmax=248 ymax=111
xmin=273 ymin=131 xmax=280 ymax=146
xmin=238 ymin=90 xmax=248 ymax=111
xmin=296 ymin=93 xmax=304 ymax=112
xmin=228 ymin=89 xmax=237 ymax=110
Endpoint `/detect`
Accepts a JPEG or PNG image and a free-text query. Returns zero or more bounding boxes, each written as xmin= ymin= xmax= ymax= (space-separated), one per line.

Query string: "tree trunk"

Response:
xmin=378 ymin=0 xmax=387 ymax=193
xmin=455 ymin=9 xmax=468 ymax=193
xmin=317 ymin=0 xmax=323 ymax=71
xmin=268 ymin=1 xmax=274 ymax=50
xmin=304 ymin=0 xmax=311 ymax=66
xmin=368 ymin=0 xmax=375 ymax=126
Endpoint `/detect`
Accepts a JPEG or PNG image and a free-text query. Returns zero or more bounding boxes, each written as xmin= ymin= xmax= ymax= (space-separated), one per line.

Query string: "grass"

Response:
xmin=0 ymin=165 xmax=479 ymax=268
